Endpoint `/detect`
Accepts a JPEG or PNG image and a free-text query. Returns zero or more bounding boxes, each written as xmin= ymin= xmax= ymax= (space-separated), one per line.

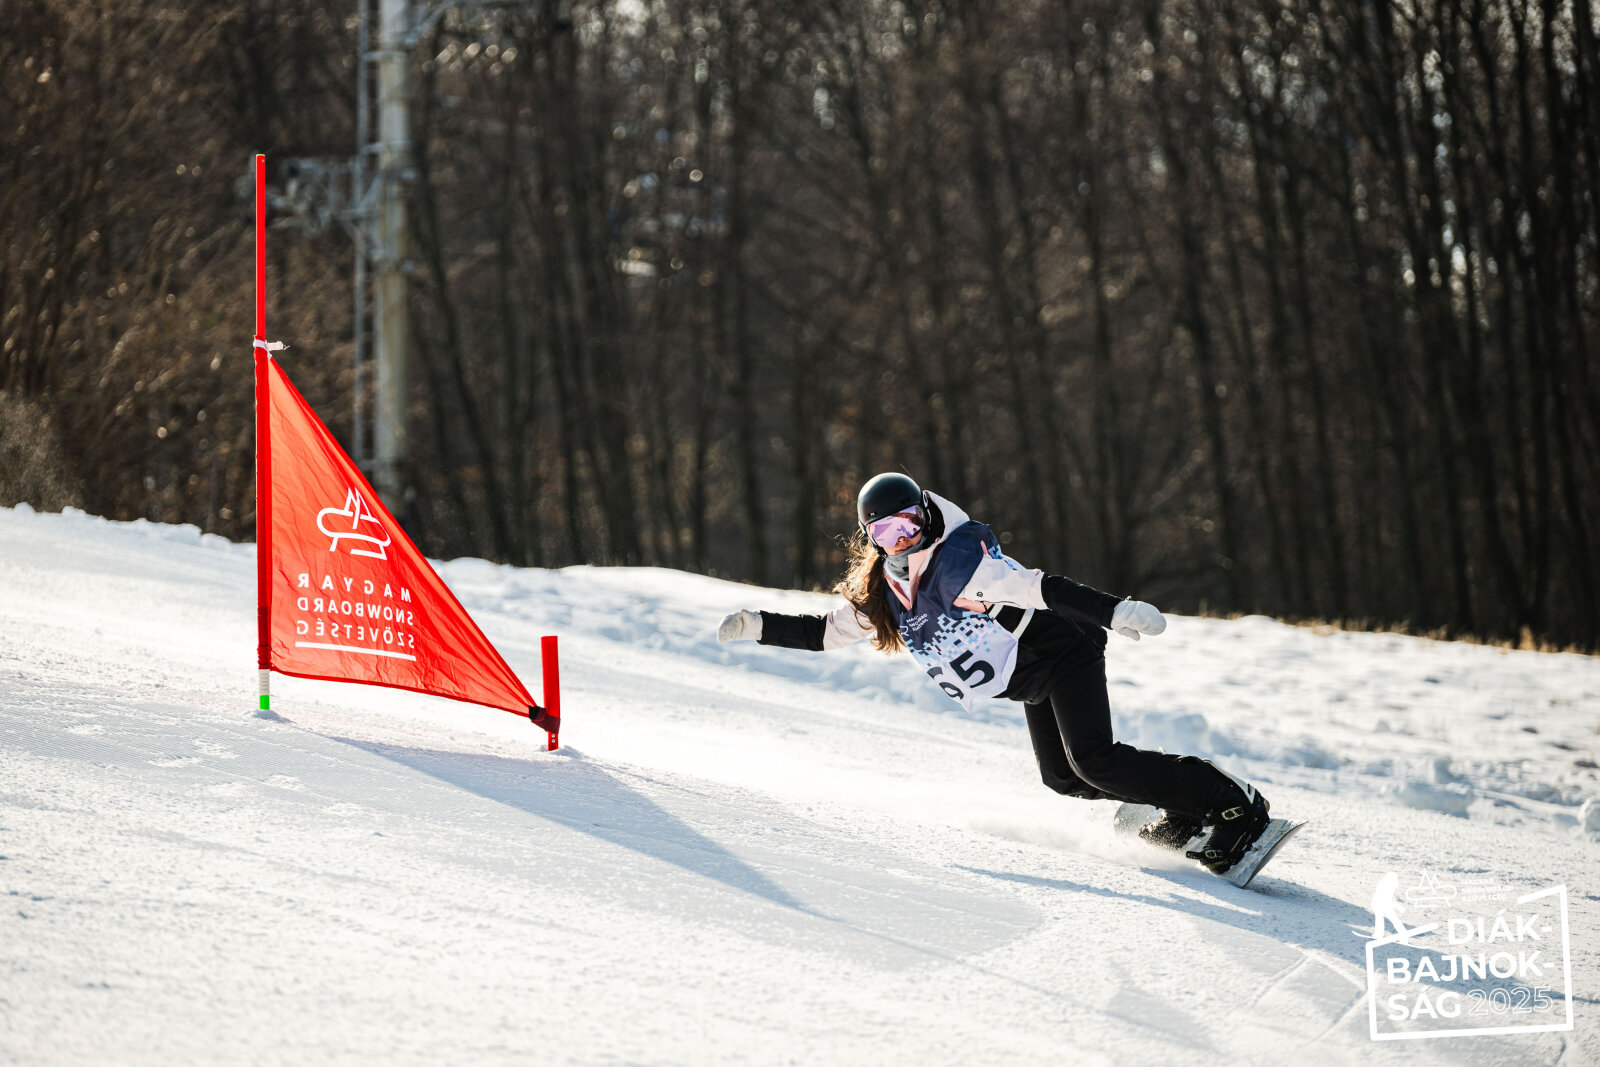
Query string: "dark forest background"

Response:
xmin=3 ymin=0 xmax=1597 ymax=650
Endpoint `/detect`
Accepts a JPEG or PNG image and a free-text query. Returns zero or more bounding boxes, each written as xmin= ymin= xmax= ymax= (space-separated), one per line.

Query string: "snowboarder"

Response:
xmin=717 ymin=472 xmax=1278 ymax=879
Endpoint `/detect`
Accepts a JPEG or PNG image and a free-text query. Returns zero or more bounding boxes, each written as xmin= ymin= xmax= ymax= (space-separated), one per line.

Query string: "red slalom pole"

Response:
xmin=255 ymin=154 xmax=273 ymax=715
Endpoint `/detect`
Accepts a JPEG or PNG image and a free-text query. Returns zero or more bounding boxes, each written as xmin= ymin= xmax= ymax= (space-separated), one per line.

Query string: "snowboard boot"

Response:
xmin=1185 ymin=763 xmax=1271 ymax=876
xmin=1138 ymin=810 xmax=1206 ymax=852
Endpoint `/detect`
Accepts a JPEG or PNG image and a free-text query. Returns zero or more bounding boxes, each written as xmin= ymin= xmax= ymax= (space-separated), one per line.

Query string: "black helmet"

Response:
xmin=857 ymin=472 xmax=926 ymax=527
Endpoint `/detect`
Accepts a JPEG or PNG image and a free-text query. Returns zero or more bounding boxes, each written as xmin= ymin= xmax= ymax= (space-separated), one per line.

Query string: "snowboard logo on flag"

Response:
xmin=316 ymin=487 xmax=392 ymax=559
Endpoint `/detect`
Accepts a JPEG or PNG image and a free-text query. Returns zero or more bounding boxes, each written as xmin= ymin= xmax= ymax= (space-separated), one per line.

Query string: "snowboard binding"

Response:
xmin=1185 ymin=790 xmax=1272 ymax=875
xmin=1114 ymin=795 xmax=1306 ymax=890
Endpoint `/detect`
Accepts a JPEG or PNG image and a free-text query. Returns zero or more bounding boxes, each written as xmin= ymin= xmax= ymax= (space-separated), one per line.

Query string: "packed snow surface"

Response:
xmin=1 ymin=505 xmax=1597 ymax=1065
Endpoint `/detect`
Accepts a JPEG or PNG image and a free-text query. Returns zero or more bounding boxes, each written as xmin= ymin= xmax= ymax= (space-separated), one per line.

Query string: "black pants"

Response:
xmin=1023 ymin=659 xmax=1229 ymax=818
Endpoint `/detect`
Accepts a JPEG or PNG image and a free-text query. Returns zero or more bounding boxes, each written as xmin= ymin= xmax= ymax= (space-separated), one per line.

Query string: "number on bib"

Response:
xmin=949 ymin=650 xmax=994 ymax=687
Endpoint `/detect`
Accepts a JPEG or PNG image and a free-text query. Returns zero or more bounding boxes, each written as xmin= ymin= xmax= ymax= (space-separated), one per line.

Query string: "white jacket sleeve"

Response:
xmin=960 ymin=552 xmax=1048 ymax=610
xmin=821 ymin=604 xmax=875 ymax=649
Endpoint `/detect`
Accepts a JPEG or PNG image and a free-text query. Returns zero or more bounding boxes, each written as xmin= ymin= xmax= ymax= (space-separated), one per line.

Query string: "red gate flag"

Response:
xmin=252 ymin=154 xmax=558 ymax=746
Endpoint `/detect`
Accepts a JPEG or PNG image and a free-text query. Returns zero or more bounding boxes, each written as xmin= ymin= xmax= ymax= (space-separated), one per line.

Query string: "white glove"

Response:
xmin=718 ymin=609 xmax=763 ymax=643
xmin=1111 ymin=600 xmax=1166 ymax=641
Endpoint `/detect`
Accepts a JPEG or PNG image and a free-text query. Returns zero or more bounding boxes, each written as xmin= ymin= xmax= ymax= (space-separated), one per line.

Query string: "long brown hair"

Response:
xmin=834 ymin=529 xmax=904 ymax=653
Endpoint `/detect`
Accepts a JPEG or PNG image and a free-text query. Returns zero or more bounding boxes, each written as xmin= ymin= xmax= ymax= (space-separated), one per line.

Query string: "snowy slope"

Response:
xmin=1 ymin=504 xmax=1596 ymax=1066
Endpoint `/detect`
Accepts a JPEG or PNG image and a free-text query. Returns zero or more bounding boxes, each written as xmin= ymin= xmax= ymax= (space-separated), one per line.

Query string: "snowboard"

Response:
xmin=1113 ymin=802 xmax=1307 ymax=889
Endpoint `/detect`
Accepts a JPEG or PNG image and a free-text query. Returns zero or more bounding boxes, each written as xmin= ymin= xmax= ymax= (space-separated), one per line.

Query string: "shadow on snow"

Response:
xmin=334 ymin=737 xmax=806 ymax=912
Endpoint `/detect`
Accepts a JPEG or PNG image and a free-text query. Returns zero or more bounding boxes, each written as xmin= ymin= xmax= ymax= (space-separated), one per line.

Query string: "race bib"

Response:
xmin=890 ymin=524 xmax=1019 ymax=710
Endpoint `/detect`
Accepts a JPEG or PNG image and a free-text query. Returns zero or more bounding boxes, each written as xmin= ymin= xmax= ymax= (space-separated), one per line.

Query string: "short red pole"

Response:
xmin=540 ymin=635 xmax=561 ymax=750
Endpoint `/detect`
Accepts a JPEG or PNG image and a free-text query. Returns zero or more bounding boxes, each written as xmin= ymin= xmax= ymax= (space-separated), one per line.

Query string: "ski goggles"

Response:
xmin=863 ymin=507 xmax=926 ymax=551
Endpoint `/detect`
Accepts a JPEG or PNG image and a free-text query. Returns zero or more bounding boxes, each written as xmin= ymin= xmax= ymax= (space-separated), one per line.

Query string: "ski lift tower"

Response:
xmin=270 ymin=0 xmax=523 ymax=517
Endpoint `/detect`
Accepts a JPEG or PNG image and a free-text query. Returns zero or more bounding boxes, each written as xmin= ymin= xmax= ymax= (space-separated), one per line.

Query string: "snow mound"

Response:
xmin=1389 ymin=779 xmax=1476 ymax=816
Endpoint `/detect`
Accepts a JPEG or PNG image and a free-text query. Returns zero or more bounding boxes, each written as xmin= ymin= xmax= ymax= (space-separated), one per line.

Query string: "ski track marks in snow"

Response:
xmin=0 ymin=504 xmax=1597 ymax=1066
